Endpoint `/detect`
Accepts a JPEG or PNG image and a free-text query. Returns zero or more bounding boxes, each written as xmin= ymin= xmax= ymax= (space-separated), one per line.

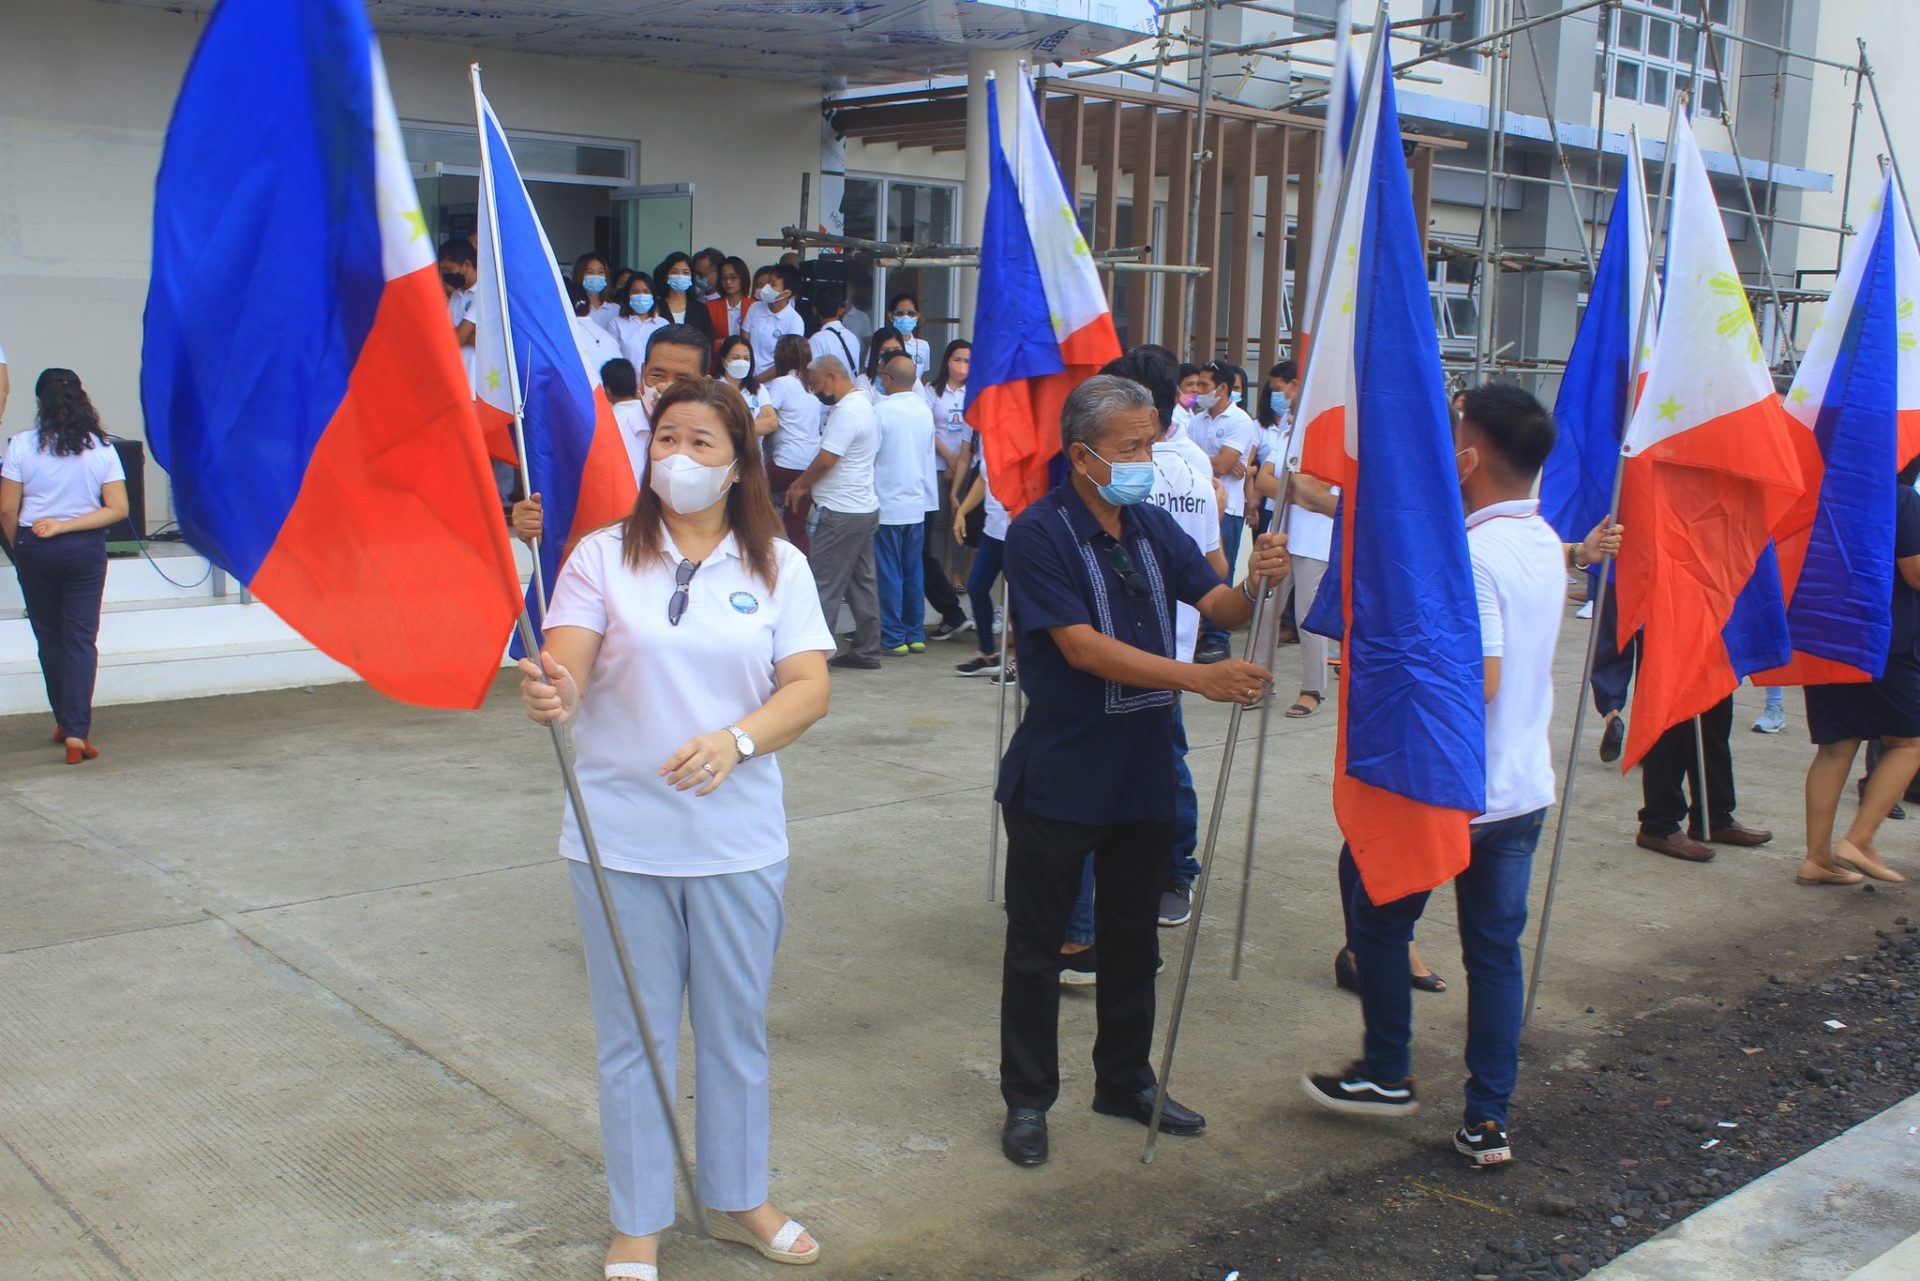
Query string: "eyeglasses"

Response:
xmin=668 ymin=558 xmax=700 ymax=626
xmin=892 ymin=310 xmax=918 ymax=319
xmin=1098 ymin=537 xmax=1150 ymax=602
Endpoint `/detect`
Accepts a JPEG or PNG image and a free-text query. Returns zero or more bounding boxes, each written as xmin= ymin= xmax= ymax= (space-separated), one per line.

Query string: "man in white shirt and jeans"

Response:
xmin=1303 ymin=385 xmax=1621 ymax=1169
xmin=872 ymin=355 xmax=939 ymax=654
xmin=788 ymin=355 xmax=884 ymax=670
xmin=1187 ymin=360 xmax=1260 ymax=662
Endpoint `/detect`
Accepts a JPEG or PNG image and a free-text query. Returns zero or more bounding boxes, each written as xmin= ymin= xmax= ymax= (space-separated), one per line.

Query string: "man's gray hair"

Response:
xmin=1060 ymin=374 xmax=1155 ymax=453
xmin=811 ymin=353 xmax=849 ymax=381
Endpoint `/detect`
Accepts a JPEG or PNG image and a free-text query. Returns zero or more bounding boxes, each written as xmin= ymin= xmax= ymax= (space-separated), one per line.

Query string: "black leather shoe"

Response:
xmin=1001 ymin=1107 xmax=1048 ymax=1166
xmin=1091 ymin=1086 xmax=1207 ymax=1136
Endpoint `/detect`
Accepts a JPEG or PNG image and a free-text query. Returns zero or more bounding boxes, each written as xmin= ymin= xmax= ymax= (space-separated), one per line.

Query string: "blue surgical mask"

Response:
xmin=893 ymin=315 xmax=918 ymax=335
xmin=630 ymin=293 xmax=653 ymax=314
xmin=583 ymin=273 xmax=607 ymax=294
xmin=1269 ymin=390 xmax=1291 ymax=418
xmin=1229 ymin=389 xmax=1243 ymax=406
xmin=667 ymin=273 xmax=694 ymax=293
xmin=1084 ymin=446 xmax=1155 ymax=506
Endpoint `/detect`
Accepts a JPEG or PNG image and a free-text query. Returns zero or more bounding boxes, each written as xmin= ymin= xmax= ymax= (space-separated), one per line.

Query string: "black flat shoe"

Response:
xmin=1001 ymin=1107 xmax=1048 ymax=1166
xmin=1600 ymin=714 xmax=1625 ymax=763
xmin=1091 ymin=1086 xmax=1207 ymax=1136
xmin=1411 ymin=969 xmax=1448 ymax=994
xmin=1333 ymin=947 xmax=1359 ymax=994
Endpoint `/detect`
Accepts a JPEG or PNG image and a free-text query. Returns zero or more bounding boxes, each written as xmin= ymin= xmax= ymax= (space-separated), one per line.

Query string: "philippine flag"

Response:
xmin=472 ymin=83 xmax=637 ymax=628
xmin=1754 ymin=171 xmax=1920 ymax=686
xmin=1304 ymin=61 xmax=1488 ymax=905
xmin=1291 ymin=3 xmax=1361 ymax=482
xmin=142 ymin=0 xmax=521 ymax=710
xmin=1612 ymin=122 xmax=1808 ymax=769
xmin=965 ymin=70 xmax=1121 ymax=515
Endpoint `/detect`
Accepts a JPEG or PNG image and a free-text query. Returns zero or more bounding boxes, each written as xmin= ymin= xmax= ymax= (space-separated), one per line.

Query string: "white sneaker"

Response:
xmin=1574 ymin=599 xmax=1594 ymax=620
xmin=1753 ymin=705 xmax=1787 ymax=734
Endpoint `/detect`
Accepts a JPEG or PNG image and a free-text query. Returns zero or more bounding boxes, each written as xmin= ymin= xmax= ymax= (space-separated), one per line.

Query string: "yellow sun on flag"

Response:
xmin=1710 ymin=272 xmax=1761 ymax=362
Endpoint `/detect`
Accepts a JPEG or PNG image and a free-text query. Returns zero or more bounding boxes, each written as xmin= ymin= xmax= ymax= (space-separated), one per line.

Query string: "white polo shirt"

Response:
xmin=743 ymin=300 xmax=804 ymax=375
xmin=930 ymin=384 xmax=969 ymax=472
xmin=811 ymin=394 xmax=880 ymax=515
xmin=610 ymin=314 xmax=667 ymax=372
xmin=2 ymin=430 xmax=126 ymax=525
xmin=1189 ymin=402 xmax=1260 ymax=516
xmin=611 ymin=398 xmax=651 ymax=482
xmin=764 ymin=373 xmax=823 ymax=471
xmin=874 ymin=391 xmax=939 ymax=525
xmin=1150 ymin=436 xmax=1222 ymax=662
xmin=1467 ymin=498 xmax=1567 ymax=825
xmin=546 ymin=527 xmax=834 ymax=876
xmin=808 ymin=320 xmax=862 ymax=374
xmin=967 ymin=431 xmax=1012 ymax=541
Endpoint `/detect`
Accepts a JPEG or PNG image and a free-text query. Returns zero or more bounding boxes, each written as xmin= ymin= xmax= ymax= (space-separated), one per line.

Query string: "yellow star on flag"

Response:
xmin=401 ymin=208 xmax=427 ymax=242
xmin=1787 ymin=385 xmax=1809 ymax=404
xmin=1655 ymin=396 xmax=1682 ymax=421
xmin=484 ymin=368 xmax=503 ymax=393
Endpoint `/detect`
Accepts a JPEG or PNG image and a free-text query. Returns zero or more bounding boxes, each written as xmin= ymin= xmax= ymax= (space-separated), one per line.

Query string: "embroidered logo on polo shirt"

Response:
xmin=729 ymin=591 xmax=760 ymax=614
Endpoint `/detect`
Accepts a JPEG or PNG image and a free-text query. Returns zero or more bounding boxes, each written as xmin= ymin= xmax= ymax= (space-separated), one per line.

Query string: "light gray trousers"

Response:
xmin=809 ymin=506 xmax=882 ymax=656
xmin=569 ymin=859 xmax=788 ymax=1237
xmin=1281 ymin=554 xmax=1331 ymax=695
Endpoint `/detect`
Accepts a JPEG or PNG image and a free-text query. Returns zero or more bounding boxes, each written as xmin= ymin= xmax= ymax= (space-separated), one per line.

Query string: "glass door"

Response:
xmin=611 ymin=183 xmax=694 ymax=276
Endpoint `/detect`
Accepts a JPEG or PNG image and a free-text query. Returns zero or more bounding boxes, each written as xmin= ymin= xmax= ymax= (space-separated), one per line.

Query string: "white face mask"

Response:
xmin=649 ymin=450 xmax=735 ymax=514
xmin=757 ymin=283 xmax=780 ymax=305
xmin=724 ymin=358 xmax=752 ymax=380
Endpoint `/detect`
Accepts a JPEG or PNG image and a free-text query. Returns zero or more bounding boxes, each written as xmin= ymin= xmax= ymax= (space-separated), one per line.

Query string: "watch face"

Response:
xmin=734 ymin=729 xmax=756 ymax=757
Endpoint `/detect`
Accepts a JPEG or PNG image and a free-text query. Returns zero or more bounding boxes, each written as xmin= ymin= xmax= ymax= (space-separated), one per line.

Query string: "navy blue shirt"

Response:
xmin=1892 ymin=484 xmax=1920 ymax=658
xmin=995 ymin=484 xmax=1225 ymax=824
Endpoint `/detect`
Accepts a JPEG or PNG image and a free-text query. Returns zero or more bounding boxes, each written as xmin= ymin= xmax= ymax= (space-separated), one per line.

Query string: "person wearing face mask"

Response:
xmin=439 ymin=238 xmax=479 ymax=386
xmin=872 ymin=355 xmax=941 ymax=655
xmin=690 ymin=246 xmax=726 ymax=302
xmin=1172 ymin=363 xmax=1207 ymax=440
xmin=572 ymin=253 xmax=618 ymax=332
xmin=651 ymin=253 xmax=715 ymax=344
xmin=744 ymin=264 xmax=805 ymax=380
xmin=610 ymin=272 xmax=667 ymax=372
xmin=715 ymin=334 xmax=778 ymax=441
xmin=784 ymin=355 xmax=882 ymax=670
xmin=993 ymin=375 xmax=1292 ymax=1169
xmin=1187 ymin=361 xmax=1261 ymax=663
xmin=707 ymin=256 xmax=755 ymax=345
xmin=511 ymin=326 xmax=712 ymax=545
xmin=1251 ymin=359 xmax=1341 ymax=718
xmin=884 ymin=291 xmax=932 ymax=381
xmin=1305 ymin=388 xmax=1621 ymax=1172
xmin=761 ymin=336 xmax=823 ymax=551
xmin=519 ymin=376 xmax=833 ymax=1279
xmin=923 ymin=339 xmax=975 ymax=640
xmin=863 ymin=333 xmax=908 ymax=402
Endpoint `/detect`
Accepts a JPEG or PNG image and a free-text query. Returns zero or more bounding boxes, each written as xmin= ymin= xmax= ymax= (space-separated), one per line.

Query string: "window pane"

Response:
xmin=842 ymin=178 xmax=881 ymax=240
xmin=1644 ymin=65 xmax=1669 ymax=106
xmin=1701 ymin=78 xmax=1722 ymax=117
xmin=1709 ymin=0 xmax=1731 ymax=23
xmin=1677 ymin=26 xmax=1698 ymax=66
xmin=1648 ymin=19 xmax=1673 ymax=59
xmin=1710 ymin=34 xmax=1728 ymax=71
xmin=1430 ymin=294 xmax=1444 ymax=331
xmin=1651 ymin=0 xmax=1676 ymax=9
xmin=1447 ymin=296 xmax=1478 ymax=336
xmin=1680 ymin=0 xmax=1702 ymax=17
xmin=1618 ymin=12 xmax=1643 ymax=50
xmin=1614 ymin=58 xmax=1641 ymax=100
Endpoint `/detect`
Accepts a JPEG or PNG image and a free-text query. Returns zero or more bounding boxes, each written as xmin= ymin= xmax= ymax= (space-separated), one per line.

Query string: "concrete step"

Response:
xmin=1848 ymin=1231 xmax=1920 ymax=1280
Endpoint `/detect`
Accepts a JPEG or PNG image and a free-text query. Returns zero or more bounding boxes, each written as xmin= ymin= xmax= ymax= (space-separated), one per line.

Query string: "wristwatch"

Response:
xmin=726 ymin=725 xmax=757 ymax=761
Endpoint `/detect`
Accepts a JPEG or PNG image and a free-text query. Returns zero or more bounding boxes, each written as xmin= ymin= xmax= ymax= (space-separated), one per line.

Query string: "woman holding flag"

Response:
xmin=519 ymin=378 xmax=834 ymax=1276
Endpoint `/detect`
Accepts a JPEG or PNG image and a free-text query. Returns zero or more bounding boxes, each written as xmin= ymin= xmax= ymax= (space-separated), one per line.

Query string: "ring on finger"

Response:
xmin=700 ymin=763 xmax=716 ymax=775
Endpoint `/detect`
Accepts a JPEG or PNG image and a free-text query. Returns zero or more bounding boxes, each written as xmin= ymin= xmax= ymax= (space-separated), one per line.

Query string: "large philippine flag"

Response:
xmin=142 ymin=0 xmax=520 ymax=710
xmin=472 ymin=82 xmax=637 ymax=633
xmin=1613 ymin=122 xmax=1808 ymax=769
xmin=1305 ymin=63 xmax=1487 ymax=905
xmin=965 ymin=71 xmax=1122 ymax=514
xmin=1541 ymin=133 xmax=1656 ymax=544
xmin=1754 ymin=171 xmax=1920 ymax=687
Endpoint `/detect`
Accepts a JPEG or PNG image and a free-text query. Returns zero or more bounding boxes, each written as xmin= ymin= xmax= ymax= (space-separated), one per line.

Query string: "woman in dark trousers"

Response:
xmin=0 ymin=369 xmax=129 ymax=763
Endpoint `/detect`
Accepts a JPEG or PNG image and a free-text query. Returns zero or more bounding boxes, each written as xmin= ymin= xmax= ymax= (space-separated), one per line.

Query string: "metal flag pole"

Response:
xmin=1858 ymin=40 xmax=1918 ymax=243
xmin=1227 ymin=540 xmax=1286 ymax=981
xmin=1692 ymin=713 xmax=1713 ymax=841
xmin=1145 ymin=0 xmax=1393 ymax=1163
xmin=987 ymin=578 xmax=1012 ymax=901
xmin=1523 ymin=104 xmax=1687 ymax=1030
xmin=471 ymin=64 xmax=549 ymax=618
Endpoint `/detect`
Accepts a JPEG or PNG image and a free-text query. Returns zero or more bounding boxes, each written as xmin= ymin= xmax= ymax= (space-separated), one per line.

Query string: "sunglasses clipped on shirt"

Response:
xmin=1098 ymin=537 xmax=1151 ymax=603
xmin=669 ymin=558 xmax=700 ymax=626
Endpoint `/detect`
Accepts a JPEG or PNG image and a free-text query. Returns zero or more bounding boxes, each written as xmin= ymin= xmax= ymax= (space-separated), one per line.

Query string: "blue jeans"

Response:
xmin=1345 ymin=809 xmax=1545 ymax=1128
xmin=1201 ymin=514 xmax=1244 ymax=651
xmin=1068 ymin=701 xmax=1202 ymax=944
xmin=967 ymin=534 xmax=1005 ymax=656
xmin=875 ymin=521 xmax=926 ymax=647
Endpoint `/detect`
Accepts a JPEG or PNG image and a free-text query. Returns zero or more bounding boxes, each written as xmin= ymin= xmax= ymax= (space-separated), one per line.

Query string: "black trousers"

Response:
xmin=1638 ymin=695 xmax=1736 ymax=838
xmin=1000 ymin=803 xmax=1170 ymax=1111
xmin=922 ymin=509 xmax=965 ymax=626
xmin=1590 ymin=583 xmax=1636 ymax=717
xmin=13 ymin=528 xmax=108 ymax=739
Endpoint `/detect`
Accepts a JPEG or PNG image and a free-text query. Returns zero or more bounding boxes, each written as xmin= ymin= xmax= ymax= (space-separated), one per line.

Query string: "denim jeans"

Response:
xmin=1200 ymin=515 xmax=1245 ymax=651
xmin=967 ymin=534 xmax=1005 ymax=657
xmin=1067 ymin=700 xmax=1202 ymax=945
xmin=874 ymin=521 xmax=926 ymax=647
xmin=1346 ymin=808 xmax=1545 ymax=1128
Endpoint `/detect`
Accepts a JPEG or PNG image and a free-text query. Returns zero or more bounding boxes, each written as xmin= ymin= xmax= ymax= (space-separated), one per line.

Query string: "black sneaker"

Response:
xmin=955 ymin=654 xmax=1002 ymax=677
xmin=1301 ymin=1062 xmax=1420 ymax=1117
xmin=1599 ymin=713 xmax=1625 ymax=763
xmin=1454 ymin=1120 xmax=1512 ymax=1166
xmin=930 ymin=618 xmax=975 ymax=641
xmin=1194 ymin=642 xmax=1231 ymax=665
xmin=1059 ymin=947 xmax=1097 ymax=987
xmin=1157 ymin=887 xmax=1192 ymax=928
xmin=990 ymin=665 xmax=1018 ymax=688
xmin=828 ymin=652 xmax=882 ymax=671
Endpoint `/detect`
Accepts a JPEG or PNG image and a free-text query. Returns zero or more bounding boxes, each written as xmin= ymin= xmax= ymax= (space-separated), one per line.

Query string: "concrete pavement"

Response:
xmin=1 ymin=621 xmax=1914 ymax=1280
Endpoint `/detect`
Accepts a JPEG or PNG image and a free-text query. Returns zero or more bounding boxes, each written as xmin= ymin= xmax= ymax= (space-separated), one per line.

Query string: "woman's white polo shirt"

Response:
xmin=544 ymin=527 xmax=834 ymax=877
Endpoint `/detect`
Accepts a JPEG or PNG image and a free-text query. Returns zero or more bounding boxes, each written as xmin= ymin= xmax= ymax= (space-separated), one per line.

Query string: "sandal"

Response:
xmin=705 ymin=1212 xmax=819 ymax=1266
xmin=1287 ymin=691 xmax=1323 ymax=718
xmin=1795 ymin=860 xmax=1866 ymax=886
xmin=604 ymin=1264 xmax=658 ymax=1280
xmin=1412 ymin=969 xmax=1448 ymax=994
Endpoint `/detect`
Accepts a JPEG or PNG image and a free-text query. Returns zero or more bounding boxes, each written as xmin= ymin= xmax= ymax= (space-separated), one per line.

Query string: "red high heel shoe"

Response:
xmin=64 ymin=739 xmax=98 ymax=765
xmin=52 ymin=724 xmax=66 ymax=744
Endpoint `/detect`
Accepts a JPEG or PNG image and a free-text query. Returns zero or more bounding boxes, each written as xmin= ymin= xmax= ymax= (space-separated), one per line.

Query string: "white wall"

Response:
xmin=0 ymin=0 xmax=821 ymax=526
